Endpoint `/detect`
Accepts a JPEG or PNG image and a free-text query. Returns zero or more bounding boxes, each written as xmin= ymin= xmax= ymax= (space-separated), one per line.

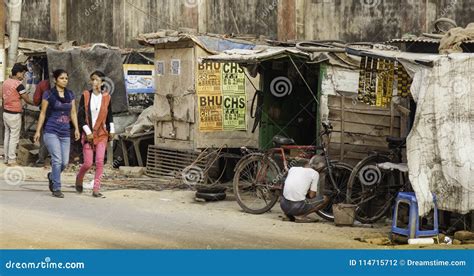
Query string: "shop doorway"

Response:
xmin=259 ymin=58 xmax=320 ymax=149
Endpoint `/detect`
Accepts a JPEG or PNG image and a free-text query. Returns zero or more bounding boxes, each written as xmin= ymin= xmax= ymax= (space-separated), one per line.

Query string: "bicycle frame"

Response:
xmin=233 ymin=122 xmax=353 ymax=217
xmin=262 ymin=132 xmax=341 ymax=194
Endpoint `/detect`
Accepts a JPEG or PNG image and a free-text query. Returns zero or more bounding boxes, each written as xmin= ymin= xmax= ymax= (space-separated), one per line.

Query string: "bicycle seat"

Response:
xmin=386 ymin=136 xmax=406 ymax=149
xmin=272 ymin=135 xmax=295 ymax=147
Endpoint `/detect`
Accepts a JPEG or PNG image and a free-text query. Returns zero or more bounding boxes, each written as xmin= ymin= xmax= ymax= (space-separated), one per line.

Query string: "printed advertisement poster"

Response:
xmin=123 ymin=64 xmax=155 ymax=94
xmin=196 ymin=62 xmax=221 ymax=94
xmin=222 ymin=94 xmax=246 ymax=131
xmin=221 ymin=63 xmax=245 ymax=95
xmin=197 ymin=94 xmax=223 ymax=131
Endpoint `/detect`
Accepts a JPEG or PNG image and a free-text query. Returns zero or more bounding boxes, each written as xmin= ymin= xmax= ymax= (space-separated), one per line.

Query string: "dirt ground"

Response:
xmin=1 ymin=162 xmax=472 ymax=249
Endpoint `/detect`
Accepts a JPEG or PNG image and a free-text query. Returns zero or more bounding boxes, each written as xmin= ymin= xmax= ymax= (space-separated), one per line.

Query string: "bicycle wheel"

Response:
xmin=347 ymin=155 xmax=395 ymax=224
xmin=233 ymin=153 xmax=281 ymax=214
xmin=316 ymin=162 xmax=353 ymax=221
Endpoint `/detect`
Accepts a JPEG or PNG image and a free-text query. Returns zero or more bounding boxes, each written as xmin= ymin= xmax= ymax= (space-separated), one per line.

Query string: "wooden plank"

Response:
xmin=329 ymin=110 xmax=400 ymax=127
xmin=329 ymin=106 xmax=395 ymax=117
xmin=328 ymin=95 xmax=400 ymax=115
xmin=329 ymin=143 xmax=388 ymax=154
xmin=277 ymin=0 xmax=296 ymax=41
xmin=155 ymin=138 xmax=195 ymax=151
xmin=330 ymin=132 xmax=391 ymax=148
xmin=330 ymin=121 xmax=400 ymax=137
xmin=330 ymin=151 xmax=371 ymax=161
xmin=340 ymin=95 xmax=345 ymax=161
xmin=329 ymin=141 xmax=392 ymax=164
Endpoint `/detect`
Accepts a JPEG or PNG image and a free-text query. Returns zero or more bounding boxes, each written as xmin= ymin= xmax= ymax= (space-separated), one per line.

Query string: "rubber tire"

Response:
xmin=195 ymin=192 xmax=226 ymax=201
xmin=233 ymin=153 xmax=281 ymax=214
xmin=346 ymin=155 xmax=393 ymax=224
xmin=196 ymin=187 xmax=227 ymax=194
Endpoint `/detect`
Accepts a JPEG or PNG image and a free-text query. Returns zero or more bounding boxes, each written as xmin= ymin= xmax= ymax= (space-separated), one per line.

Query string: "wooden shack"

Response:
xmin=320 ymin=62 xmax=408 ymax=165
xmin=138 ymin=32 xmax=260 ymax=180
xmin=204 ymin=47 xmax=408 ymax=166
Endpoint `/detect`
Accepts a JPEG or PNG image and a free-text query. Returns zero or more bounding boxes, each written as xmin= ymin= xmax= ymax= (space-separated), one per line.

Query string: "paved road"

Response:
xmin=0 ymin=176 xmax=386 ymax=249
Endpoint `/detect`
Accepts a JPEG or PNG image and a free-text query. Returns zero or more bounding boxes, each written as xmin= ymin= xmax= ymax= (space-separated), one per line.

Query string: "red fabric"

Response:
xmin=2 ymin=78 xmax=23 ymax=113
xmin=33 ymin=80 xmax=50 ymax=106
xmin=83 ymin=90 xmax=111 ymax=145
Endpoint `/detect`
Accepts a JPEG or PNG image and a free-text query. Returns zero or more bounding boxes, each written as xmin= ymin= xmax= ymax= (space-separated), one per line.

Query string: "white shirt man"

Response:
xmin=280 ymin=158 xmax=329 ymax=222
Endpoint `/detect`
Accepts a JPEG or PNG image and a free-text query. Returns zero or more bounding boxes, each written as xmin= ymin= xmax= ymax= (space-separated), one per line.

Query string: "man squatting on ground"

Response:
xmin=280 ymin=156 xmax=330 ymax=222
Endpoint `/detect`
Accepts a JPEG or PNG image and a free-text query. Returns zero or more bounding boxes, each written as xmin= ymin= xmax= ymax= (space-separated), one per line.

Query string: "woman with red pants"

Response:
xmin=76 ymin=71 xmax=115 ymax=197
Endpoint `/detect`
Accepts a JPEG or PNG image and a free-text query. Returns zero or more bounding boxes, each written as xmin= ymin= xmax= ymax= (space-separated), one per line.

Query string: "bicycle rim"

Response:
xmin=233 ymin=154 xmax=281 ymax=214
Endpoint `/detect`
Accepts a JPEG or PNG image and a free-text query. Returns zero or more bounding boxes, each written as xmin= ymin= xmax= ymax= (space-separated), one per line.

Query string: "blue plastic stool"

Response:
xmin=391 ymin=192 xmax=439 ymax=241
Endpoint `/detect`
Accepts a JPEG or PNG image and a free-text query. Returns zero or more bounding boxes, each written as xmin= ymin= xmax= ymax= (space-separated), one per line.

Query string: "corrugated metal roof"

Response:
xmin=389 ymin=38 xmax=441 ymax=44
xmin=389 ymin=37 xmax=474 ymax=44
xmin=200 ymin=47 xmax=309 ymax=64
xmin=346 ymin=47 xmax=474 ymax=68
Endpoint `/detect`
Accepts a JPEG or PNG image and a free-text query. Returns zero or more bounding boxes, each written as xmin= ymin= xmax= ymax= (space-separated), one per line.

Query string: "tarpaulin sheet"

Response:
xmin=195 ymin=35 xmax=254 ymax=53
xmin=139 ymin=33 xmax=254 ymax=55
xmin=46 ymin=47 xmax=128 ymax=113
xmin=407 ymin=53 xmax=474 ymax=215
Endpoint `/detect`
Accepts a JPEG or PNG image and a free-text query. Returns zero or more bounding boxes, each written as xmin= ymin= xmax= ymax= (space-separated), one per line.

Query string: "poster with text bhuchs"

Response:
xmin=196 ymin=62 xmax=246 ymax=132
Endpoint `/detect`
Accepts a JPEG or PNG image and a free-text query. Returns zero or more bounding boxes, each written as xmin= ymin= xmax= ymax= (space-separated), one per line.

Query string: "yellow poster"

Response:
xmin=196 ymin=62 xmax=221 ymax=94
xmin=196 ymin=62 xmax=247 ymax=132
xmin=197 ymin=94 xmax=223 ymax=131
xmin=223 ymin=95 xmax=246 ymax=131
xmin=221 ymin=63 xmax=245 ymax=95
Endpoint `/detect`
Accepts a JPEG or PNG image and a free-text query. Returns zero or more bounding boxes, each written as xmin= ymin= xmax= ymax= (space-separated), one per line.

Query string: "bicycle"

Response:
xmin=345 ymin=136 xmax=412 ymax=224
xmin=232 ymin=122 xmax=356 ymax=221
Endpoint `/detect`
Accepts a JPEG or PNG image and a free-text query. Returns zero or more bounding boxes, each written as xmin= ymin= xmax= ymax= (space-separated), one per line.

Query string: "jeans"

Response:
xmin=3 ymin=112 xmax=22 ymax=164
xmin=43 ymin=132 xmax=70 ymax=191
xmin=37 ymin=133 xmax=49 ymax=163
xmin=77 ymin=141 xmax=107 ymax=192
